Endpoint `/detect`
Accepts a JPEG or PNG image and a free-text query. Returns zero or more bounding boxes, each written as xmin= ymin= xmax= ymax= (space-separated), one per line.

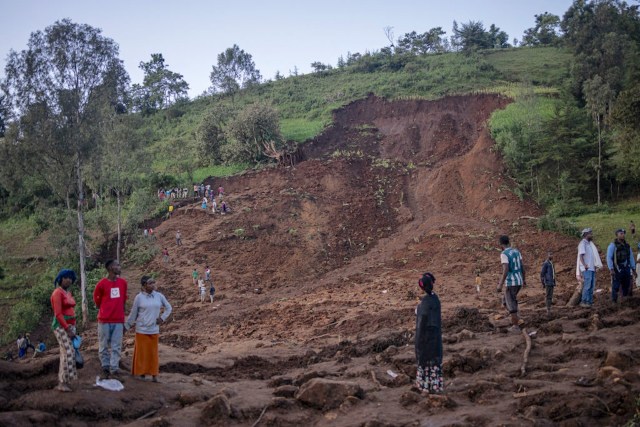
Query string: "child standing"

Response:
xmin=540 ymin=251 xmax=556 ymax=315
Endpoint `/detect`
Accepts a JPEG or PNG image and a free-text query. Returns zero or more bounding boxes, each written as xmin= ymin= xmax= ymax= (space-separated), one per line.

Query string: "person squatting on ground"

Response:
xmin=540 ymin=251 xmax=556 ymax=315
xmin=414 ymin=272 xmax=443 ymax=394
xmin=578 ymin=228 xmax=602 ymax=308
xmin=496 ymin=235 xmax=526 ymax=332
xmin=607 ymin=228 xmax=636 ymax=303
xmin=50 ymin=269 xmax=78 ymax=392
xmin=93 ymin=259 xmax=128 ymax=380
xmin=125 ymin=276 xmax=172 ymax=382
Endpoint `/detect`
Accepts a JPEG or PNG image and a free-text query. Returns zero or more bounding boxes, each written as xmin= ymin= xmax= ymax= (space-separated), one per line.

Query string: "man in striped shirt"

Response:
xmin=496 ymin=235 xmax=526 ymax=332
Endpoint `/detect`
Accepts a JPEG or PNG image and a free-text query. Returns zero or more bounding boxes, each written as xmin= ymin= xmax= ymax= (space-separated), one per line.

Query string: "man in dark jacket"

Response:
xmin=540 ymin=251 xmax=556 ymax=315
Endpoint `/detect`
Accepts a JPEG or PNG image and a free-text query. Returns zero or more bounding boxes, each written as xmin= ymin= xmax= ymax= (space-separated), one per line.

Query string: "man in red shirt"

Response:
xmin=93 ymin=259 xmax=127 ymax=380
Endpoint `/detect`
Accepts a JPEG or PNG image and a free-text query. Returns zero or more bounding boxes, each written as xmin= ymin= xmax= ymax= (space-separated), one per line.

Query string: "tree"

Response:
xmin=488 ymin=24 xmax=510 ymax=49
xmin=100 ymin=113 xmax=143 ymax=262
xmin=209 ymin=45 xmax=261 ymax=99
xmin=274 ymin=70 xmax=284 ymax=80
xmin=584 ymin=75 xmax=615 ymax=205
xmin=453 ymin=21 xmax=509 ymax=52
xmin=522 ymin=12 xmax=562 ymax=46
xmin=0 ymin=94 xmax=7 ymax=137
xmin=562 ymin=0 xmax=640 ymax=99
xmin=396 ymin=28 xmax=447 ymax=54
xmin=226 ymin=102 xmax=282 ymax=163
xmin=132 ymin=53 xmax=189 ymax=113
xmin=196 ymin=104 xmax=232 ymax=165
xmin=310 ymin=61 xmax=329 ymax=72
xmin=2 ymin=19 xmax=129 ymax=325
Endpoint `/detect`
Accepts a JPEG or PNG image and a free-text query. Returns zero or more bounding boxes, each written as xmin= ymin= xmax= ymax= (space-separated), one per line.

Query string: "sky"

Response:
xmin=1 ymin=0 xmax=575 ymax=97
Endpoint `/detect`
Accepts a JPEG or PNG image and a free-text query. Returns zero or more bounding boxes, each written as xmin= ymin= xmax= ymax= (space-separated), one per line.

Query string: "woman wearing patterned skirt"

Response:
xmin=125 ymin=276 xmax=172 ymax=382
xmin=415 ymin=272 xmax=443 ymax=394
xmin=50 ymin=269 xmax=78 ymax=392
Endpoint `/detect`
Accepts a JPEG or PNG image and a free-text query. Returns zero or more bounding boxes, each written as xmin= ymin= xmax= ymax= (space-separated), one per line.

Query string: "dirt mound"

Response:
xmin=3 ymin=94 xmax=638 ymax=426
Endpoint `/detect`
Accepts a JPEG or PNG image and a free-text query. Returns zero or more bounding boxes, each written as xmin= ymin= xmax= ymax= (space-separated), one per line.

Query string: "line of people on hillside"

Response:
xmin=49 ymin=260 xmax=172 ymax=392
xmin=192 ymin=267 xmax=216 ymax=303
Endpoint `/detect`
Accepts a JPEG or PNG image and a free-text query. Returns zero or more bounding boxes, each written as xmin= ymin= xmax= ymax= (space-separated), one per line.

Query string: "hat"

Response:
xmin=581 ymin=228 xmax=593 ymax=236
xmin=615 ymin=228 xmax=626 ymax=234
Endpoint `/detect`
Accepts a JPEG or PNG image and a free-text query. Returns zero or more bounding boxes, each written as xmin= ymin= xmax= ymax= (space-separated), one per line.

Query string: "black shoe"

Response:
xmin=100 ymin=369 xmax=110 ymax=380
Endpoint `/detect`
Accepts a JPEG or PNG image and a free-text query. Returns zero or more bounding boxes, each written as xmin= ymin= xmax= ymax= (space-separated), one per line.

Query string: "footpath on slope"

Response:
xmin=1 ymin=94 xmax=639 ymax=427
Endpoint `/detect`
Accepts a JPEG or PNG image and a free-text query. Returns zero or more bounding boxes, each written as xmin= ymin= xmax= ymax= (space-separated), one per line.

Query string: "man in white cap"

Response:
xmin=578 ymin=228 xmax=598 ymax=307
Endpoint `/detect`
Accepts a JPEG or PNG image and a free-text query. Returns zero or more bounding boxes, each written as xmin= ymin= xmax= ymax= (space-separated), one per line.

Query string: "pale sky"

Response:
xmin=1 ymin=0 xmax=574 ymax=97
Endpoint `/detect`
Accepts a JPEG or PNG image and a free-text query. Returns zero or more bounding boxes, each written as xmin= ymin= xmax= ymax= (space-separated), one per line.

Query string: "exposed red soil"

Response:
xmin=2 ymin=94 xmax=640 ymax=426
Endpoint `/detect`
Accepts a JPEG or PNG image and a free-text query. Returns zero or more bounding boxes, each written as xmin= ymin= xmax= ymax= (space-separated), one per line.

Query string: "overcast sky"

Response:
xmin=1 ymin=0 xmax=574 ymax=97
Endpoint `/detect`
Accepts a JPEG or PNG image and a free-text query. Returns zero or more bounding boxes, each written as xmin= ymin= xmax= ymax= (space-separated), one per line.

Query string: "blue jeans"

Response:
xmin=581 ymin=270 xmax=596 ymax=305
xmin=98 ymin=323 xmax=123 ymax=373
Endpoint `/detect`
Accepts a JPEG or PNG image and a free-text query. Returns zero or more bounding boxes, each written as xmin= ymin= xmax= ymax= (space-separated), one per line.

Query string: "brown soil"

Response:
xmin=2 ymin=94 xmax=639 ymax=426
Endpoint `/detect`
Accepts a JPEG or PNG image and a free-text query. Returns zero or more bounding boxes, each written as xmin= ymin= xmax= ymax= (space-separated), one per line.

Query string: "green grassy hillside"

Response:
xmin=142 ymin=47 xmax=570 ymax=181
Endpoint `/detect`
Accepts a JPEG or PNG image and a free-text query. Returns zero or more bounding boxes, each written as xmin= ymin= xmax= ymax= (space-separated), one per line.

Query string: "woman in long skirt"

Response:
xmin=125 ymin=276 xmax=172 ymax=382
xmin=415 ymin=272 xmax=443 ymax=394
xmin=50 ymin=269 xmax=78 ymax=392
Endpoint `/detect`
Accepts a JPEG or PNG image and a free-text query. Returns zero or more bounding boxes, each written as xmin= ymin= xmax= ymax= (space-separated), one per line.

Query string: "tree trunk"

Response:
xmin=597 ymin=117 xmax=602 ymax=206
xmin=76 ymin=156 xmax=88 ymax=326
xmin=116 ymin=189 xmax=122 ymax=264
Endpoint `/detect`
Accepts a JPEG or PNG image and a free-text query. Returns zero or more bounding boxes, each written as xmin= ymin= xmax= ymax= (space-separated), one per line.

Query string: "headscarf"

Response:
xmin=418 ymin=272 xmax=436 ymax=295
xmin=54 ymin=269 xmax=77 ymax=287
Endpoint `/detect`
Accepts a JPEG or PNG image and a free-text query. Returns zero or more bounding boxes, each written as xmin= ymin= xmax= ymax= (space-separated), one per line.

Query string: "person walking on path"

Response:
xmin=162 ymin=248 xmax=169 ymax=264
xmin=496 ymin=235 xmax=526 ymax=332
xmin=209 ymin=282 xmax=216 ymax=303
xmin=414 ymin=272 xmax=443 ymax=394
xmin=192 ymin=269 xmax=199 ymax=286
xmin=93 ymin=260 xmax=128 ymax=380
xmin=540 ymin=251 xmax=556 ymax=316
xmin=578 ymin=228 xmax=602 ymax=308
xmin=176 ymin=230 xmax=182 ymax=246
xmin=50 ymin=269 xmax=78 ymax=392
xmin=607 ymin=228 xmax=637 ymax=303
xmin=125 ymin=276 xmax=172 ymax=382
xmin=198 ymin=279 xmax=206 ymax=303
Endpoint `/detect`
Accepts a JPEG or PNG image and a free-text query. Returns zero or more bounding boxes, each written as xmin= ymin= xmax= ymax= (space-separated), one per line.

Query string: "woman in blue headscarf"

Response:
xmin=51 ymin=269 xmax=78 ymax=392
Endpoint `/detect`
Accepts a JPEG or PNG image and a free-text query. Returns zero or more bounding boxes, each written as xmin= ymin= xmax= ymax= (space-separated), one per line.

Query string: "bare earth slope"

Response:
xmin=2 ymin=94 xmax=639 ymax=426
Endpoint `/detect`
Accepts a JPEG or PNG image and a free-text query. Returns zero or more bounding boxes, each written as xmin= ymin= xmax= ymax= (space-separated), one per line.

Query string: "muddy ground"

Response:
xmin=1 ymin=94 xmax=639 ymax=426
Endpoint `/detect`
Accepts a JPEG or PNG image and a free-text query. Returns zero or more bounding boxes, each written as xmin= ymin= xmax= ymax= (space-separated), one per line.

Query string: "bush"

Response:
xmin=125 ymin=237 xmax=160 ymax=266
xmin=537 ymin=214 xmax=579 ymax=237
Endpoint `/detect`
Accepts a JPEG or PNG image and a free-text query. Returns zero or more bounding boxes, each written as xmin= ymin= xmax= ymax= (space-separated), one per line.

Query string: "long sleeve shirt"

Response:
xmin=93 ymin=277 xmax=128 ymax=323
xmin=125 ymin=291 xmax=172 ymax=335
xmin=606 ymin=241 xmax=636 ymax=271
xmin=540 ymin=260 xmax=556 ymax=286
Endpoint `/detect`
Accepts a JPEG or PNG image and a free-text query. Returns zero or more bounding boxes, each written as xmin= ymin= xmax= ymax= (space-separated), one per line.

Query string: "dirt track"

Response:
xmin=2 ymin=94 xmax=640 ymax=426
